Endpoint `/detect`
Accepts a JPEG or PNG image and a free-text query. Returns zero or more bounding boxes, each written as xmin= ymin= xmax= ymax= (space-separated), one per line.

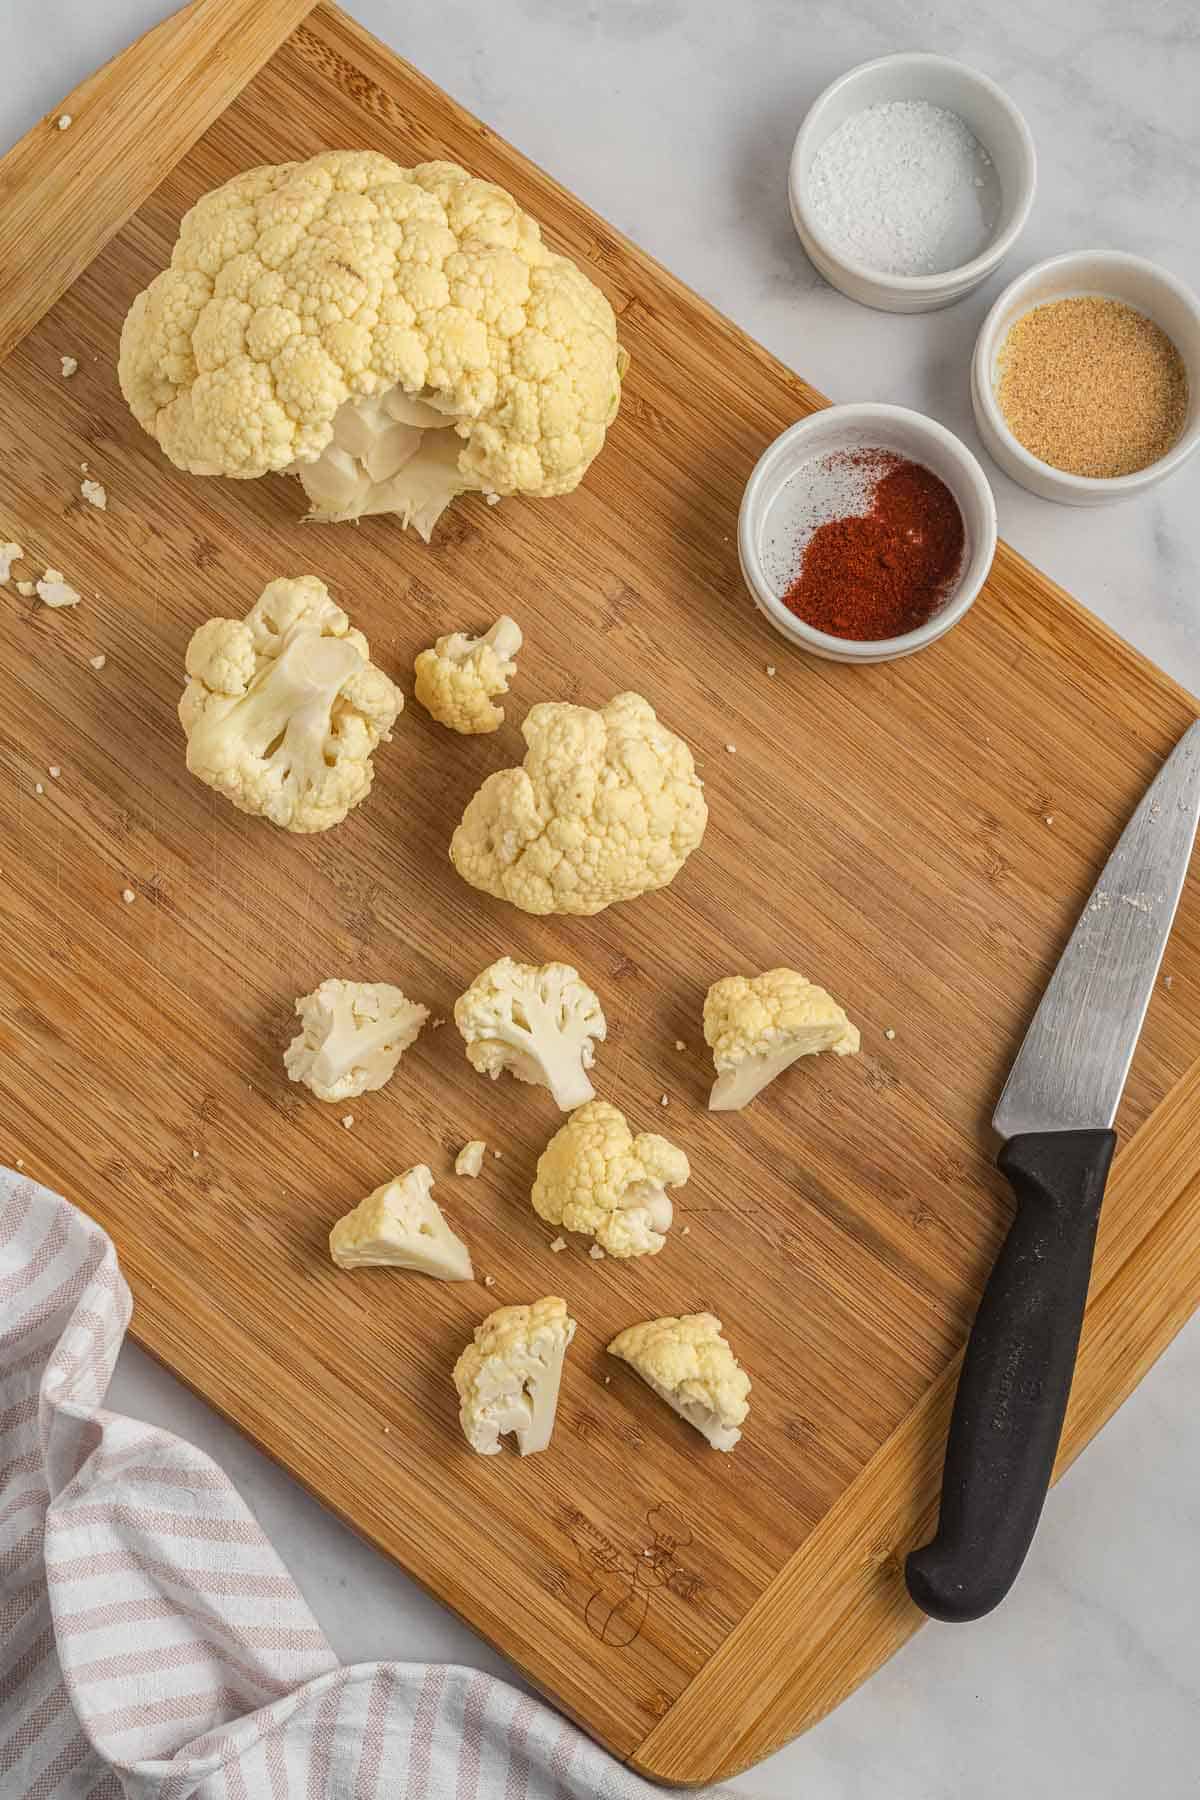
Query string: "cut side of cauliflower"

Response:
xmin=179 ymin=575 xmax=402 ymax=833
xmin=608 ymin=1314 xmax=750 ymax=1452
xmin=285 ymin=978 xmax=429 ymax=1102
xmin=451 ymin=692 xmax=707 ymax=916
xmin=531 ymin=1099 xmax=688 ymax=1258
xmin=330 ymin=1166 xmax=473 ymax=1281
xmin=454 ymin=957 xmax=606 ymax=1112
xmin=414 ymin=616 xmax=523 ymax=734
xmin=118 ymin=152 xmax=626 ymax=540
xmin=454 ymin=1297 xmax=576 ymax=1456
xmin=0 ymin=542 xmax=23 ymax=584
xmin=455 ymin=1139 xmax=487 ymax=1178
xmin=704 ymin=968 xmax=860 ymax=1112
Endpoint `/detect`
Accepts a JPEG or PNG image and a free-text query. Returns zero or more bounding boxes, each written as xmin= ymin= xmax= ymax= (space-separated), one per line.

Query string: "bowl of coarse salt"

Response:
xmin=788 ymin=52 xmax=1036 ymax=313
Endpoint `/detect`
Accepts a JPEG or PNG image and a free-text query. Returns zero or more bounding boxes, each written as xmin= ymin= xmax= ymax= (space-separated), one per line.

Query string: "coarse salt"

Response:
xmin=806 ymin=100 xmax=1000 ymax=278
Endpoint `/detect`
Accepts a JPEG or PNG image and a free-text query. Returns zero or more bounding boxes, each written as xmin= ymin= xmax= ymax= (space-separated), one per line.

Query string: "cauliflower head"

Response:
xmin=531 ymin=1099 xmax=688 ymax=1257
xmin=704 ymin=967 xmax=859 ymax=1112
xmin=450 ymin=692 xmax=707 ymax=915
xmin=608 ymin=1313 xmax=750 ymax=1452
xmin=414 ymin=615 xmax=522 ymax=734
xmin=285 ymin=978 xmax=428 ymax=1102
xmin=119 ymin=151 xmax=626 ymax=540
xmin=179 ymin=575 xmax=402 ymax=833
xmin=453 ymin=1297 xmax=576 ymax=1456
xmin=330 ymin=1166 xmax=473 ymax=1281
xmin=454 ymin=957 xmax=606 ymax=1112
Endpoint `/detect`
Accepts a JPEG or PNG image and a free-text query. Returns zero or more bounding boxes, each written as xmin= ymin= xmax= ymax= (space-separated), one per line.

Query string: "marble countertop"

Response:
xmin=5 ymin=2 xmax=1198 ymax=1792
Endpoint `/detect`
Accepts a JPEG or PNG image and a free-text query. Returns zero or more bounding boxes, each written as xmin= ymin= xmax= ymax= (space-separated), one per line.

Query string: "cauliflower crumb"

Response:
xmin=1044 ymin=815 xmax=1055 ymax=826
xmin=483 ymin=1275 xmax=497 ymax=1289
xmin=34 ymin=783 xmax=44 ymax=796
xmin=431 ymin=1018 xmax=446 ymax=1031
xmin=549 ymin=1237 xmax=567 ymax=1253
xmin=674 ymin=1039 xmax=686 ymax=1052
xmin=681 ymin=1224 xmax=691 ymax=1236
xmin=48 ymin=766 xmax=61 ymax=780
xmin=80 ymin=478 xmax=107 ymax=510
xmin=588 ymin=1245 xmax=606 ymax=1261
xmin=0 ymin=542 xmax=24 ymax=583
xmin=659 ymin=1093 xmax=669 ymax=1107
xmin=121 ymin=888 xmax=136 ymax=904
xmin=493 ymin=1150 xmax=502 ymax=1161
xmin=60 ymin=355 xmax=78 ymax=377
xmin=765 ymin=665 xmax=777 ymax=677
xmin=89 ymin=654 xmax=106 ymax=671
xmin=1164 ymin=974 xmax=1175 ymax=991
xmin=192 ymin=1150 xmax=200 ymax=1159
xmin=36 ymin=570 xmax=82 ymax=609
xmin=724 ymin=743 xmax=737 ymax=755
xmin=884 ymin=1027 xmax=897 ymax=1041
xmin=455 ymin=1140 xmax=487 ymax=1179
xmin=56 ymin=114 xmax=72 ymax=130
xmin=17 ymin=581 xmax=36 ymax=598
xmin=341 ymin=1114 xmax=355 ymax=1131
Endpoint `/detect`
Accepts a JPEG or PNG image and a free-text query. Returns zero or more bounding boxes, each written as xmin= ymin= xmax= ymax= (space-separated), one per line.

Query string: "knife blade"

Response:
xmin=906 ymin=720 xmax=1200 ymax=1625
xmin=994 ymin=720 xmax=1200 ymax=1140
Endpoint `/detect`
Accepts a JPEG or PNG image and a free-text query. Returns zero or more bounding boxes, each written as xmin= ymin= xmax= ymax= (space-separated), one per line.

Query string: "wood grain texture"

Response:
xmin=1 ymin=1 xmax=1198 ymax=1781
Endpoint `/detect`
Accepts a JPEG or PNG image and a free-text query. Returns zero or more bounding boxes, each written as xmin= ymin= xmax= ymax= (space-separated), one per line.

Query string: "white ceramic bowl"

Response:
xmin=788 ymin=52 xmax=1036 ymax=314
xmin=738 ymin=404 xmax=997 ymax=664
xmin=971 ymin=250 xmax=1200 ymax=505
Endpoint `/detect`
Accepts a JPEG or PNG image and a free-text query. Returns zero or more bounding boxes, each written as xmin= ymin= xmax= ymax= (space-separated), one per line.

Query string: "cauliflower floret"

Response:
xmin=454 ymin=957 xmax=606 ymax=1112
xmin=414 ymin=615 xmax=523 ymax=734
xmin=608 ymin=1313 xmax=750 ymax=1452
xmin=179 ymin=575 xmax=402 ymax=833
xmin=704 ymin=968 xmax=860 ymax=1111
xmin=285 ymin=978 xmax=428 ymax=1101
xmin=455 ymin=1139 xmax=487 ymax=1177
xmin=453 ymin=1297 xmax=577 ymax=1456
xmin=330 ymin=1166 xmax=473 ymax=1281
xmin=118 ymin=152 xmax=627 ymax=540
xmin=531 ymin=1099 xmax=688 ymax=1258
xmin=451 ymin=692 xmax=707 ymax=915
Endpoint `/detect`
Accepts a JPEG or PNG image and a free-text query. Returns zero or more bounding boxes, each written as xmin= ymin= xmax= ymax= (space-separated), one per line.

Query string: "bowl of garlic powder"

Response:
xmin=971 ymin=250 xmax=1200 ymax=504
xmin=789 ymin=52 xmax=1036 ymax=313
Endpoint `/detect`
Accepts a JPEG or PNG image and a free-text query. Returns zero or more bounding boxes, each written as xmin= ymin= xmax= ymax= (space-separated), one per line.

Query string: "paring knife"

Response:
xmin=906 ymin=720 xmax=1200 ymax=1623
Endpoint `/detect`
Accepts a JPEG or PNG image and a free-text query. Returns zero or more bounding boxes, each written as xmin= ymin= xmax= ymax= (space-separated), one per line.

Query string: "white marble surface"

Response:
xmin=5 ymin=2 xmax=1199 ymax=1792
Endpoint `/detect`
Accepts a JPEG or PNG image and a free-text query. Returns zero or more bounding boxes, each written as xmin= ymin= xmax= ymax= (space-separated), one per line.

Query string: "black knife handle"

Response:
xmin=905 ymin=1129 xmax=1116 ymax=1623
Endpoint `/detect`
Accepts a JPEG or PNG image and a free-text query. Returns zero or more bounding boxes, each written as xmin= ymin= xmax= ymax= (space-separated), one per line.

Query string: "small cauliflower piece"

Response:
xmin=414 ymin=616 xmax=522 ymax=734
xmin=451 ymin=692 xmax=707 ymax=916
xmin=0 ymin=542 xmax=23 ymax=584
xmin=285 ymin=978 xmax=428 ymax=1102
xmin=330 ymin=1166 xmax=473 ymax=1281
xmin=455 ymin=957 xmax=606 ymax=1112
xmin=704 ymin=968 xmax=860 ymax=1112
xmin=531 ymin=1099 xmax=688 ymax=1258
xmin=455 ymin=1139 xmax=487 ymax=1178
xmin=118 ymin=151 xmax=626 ymax=541
xmin=80 ymin=478 xmax=107 ymax=510
xmin=179 ymin=575 xmax=402 ymax=833
xmin=608 ymin=1313 xmax=750 ymax=1452
xmin=36 ymin=569 xmax=81 ymax=609
xmin=60 ymin=354 xmax=78 ymax=377
xmin=453 ymin=1297 xmax=576 ymax=1456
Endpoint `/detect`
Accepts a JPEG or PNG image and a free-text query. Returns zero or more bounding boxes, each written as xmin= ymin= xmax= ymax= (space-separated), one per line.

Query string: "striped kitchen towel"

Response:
xmin=1 ymin=1173 xmax=752 ymax=1798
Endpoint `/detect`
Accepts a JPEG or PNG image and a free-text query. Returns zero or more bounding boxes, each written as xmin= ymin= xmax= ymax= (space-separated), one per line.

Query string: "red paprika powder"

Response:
xmin=782 ymin=451 xmax=965 ymax=641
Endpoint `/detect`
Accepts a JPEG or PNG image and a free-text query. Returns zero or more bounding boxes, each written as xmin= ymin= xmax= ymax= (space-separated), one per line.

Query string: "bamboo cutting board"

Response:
xmin=1 ymin=2 xmax=1199 ymax=1783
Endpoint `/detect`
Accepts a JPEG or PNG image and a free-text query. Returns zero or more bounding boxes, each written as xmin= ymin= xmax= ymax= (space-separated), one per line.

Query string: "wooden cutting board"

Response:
xmin=2 ymin=2 xmax=1198 ymax=1783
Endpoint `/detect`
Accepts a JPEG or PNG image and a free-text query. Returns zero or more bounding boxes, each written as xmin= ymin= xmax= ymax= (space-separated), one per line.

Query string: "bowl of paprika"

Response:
xmin=738 ymin=403 xmax=997 ymax=663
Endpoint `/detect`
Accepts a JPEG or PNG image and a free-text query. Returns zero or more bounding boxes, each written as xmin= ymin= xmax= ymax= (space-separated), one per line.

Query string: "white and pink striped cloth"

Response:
xmin=1 ymin=1174 xmax=750 ymax=1799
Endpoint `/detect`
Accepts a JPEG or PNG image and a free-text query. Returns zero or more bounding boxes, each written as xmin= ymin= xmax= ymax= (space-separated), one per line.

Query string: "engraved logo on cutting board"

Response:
xmin=558 ymin=1502 xmax=703 ymax=1647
